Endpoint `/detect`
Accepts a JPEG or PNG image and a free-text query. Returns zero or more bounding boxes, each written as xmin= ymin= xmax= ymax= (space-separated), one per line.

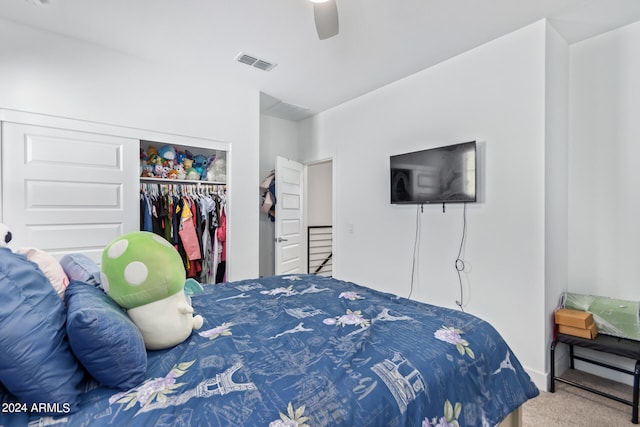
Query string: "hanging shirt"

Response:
xmin=216 ymin=205 xmax=227 ymax=263
xmin=178 ymin=198 xmax=202 ymax=261
xmin=199 ymin=195 xmax=216 ymax=283
xmin=140 ymin=193 xmax=153 ymax=232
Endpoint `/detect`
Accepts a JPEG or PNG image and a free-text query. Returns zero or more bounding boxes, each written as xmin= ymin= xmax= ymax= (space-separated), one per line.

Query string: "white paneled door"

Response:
xmin=274 ymin=156 xmax=304 ymax=275
xmin=1 ymin=122 xmax=138 ymax=263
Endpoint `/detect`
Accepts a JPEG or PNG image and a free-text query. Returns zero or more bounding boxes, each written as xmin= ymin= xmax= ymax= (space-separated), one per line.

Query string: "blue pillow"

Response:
xmin=0 ymin=248 xmax=83 ymax=414
xmin=65 ymin=280 xmax=147 ymax=390
xmin=60 ymin=253 xmax=102 ymax=288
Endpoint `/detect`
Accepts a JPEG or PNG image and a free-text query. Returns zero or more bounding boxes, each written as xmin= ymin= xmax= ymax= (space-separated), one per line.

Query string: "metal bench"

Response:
xmin=550 ymin=333 xmax=640 ymax=424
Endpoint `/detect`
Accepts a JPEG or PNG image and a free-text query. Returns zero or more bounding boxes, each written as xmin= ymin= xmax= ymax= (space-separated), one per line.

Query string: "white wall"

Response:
xmin=0 ymin=18 xmax=261 ymax=280
xmin=307 ymin=161 xmax=332 ymax=226
xmin=259 ymin=113 xmax=299 ymax=276
xmin=567 ymin=20 xmax=640 ymax=385
xmin=300 ymin=21 xmax=553 ymax=388
xmin=568 ymin=20 xmax=640 ymax=301
xmin=544 ymin=23 xmax=569 ymax=379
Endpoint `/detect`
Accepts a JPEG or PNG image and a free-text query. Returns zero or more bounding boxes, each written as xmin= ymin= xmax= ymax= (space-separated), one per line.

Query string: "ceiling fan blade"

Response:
xmin=313 ymin=0 xmax=339 ymax=40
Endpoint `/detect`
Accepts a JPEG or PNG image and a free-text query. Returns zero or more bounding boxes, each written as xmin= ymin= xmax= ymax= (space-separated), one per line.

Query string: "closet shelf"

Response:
xmin=140 ymin=177 xmax=225 ymax=185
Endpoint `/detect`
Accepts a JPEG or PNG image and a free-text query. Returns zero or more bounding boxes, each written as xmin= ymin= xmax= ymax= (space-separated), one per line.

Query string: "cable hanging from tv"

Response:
xmin=454 ymin=202 xmax=468 ymax=312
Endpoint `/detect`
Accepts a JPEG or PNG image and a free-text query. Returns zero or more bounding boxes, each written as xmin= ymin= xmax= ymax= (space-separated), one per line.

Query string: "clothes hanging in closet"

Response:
xmin=260 ymin=170 xmax=276 ymax=222
xmin=215 ymin=204 xmax=226 ymax=283
xmin=139 ymin=182 xmax=226 ymax=284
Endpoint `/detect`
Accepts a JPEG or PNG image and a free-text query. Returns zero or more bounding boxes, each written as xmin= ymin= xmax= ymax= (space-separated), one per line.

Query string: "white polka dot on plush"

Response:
xmin=107 ymin=239 xmax=129 ymax=259
xmin=124 ymin=261 xmax=148 ymax=286
xmin=152 ymin=234 xmax=172 ymax=248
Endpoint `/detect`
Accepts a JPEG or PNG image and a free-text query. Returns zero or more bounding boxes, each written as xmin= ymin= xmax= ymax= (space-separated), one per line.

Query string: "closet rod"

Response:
xmin=140 ymin=183 xmax=225 ymax=196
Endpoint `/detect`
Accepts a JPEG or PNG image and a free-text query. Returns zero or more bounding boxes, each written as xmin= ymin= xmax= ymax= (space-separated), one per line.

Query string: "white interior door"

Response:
xmin=274 ymin=156 xmax=304 ymax=275
xmin=1 ymin=122 xmax=138 ymax=263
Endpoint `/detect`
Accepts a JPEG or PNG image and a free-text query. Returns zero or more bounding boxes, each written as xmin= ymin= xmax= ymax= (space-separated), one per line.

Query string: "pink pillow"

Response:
xmin=16 ymin=248 xmax=69 ymax=298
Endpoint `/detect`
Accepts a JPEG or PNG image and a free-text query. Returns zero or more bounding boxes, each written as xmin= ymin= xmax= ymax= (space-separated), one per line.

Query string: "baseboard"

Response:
xmin=525 ymin=348 xmax=570 ymax=392
xmin=525 ymin=366 xmax=549 ymax=392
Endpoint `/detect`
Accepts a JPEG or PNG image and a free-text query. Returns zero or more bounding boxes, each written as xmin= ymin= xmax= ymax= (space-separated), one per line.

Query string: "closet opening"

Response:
xmin=139 ymin=140 xmax=228 ymax=285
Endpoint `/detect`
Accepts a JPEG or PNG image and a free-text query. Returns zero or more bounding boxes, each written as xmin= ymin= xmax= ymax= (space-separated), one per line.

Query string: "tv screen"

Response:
xmin=390 ymin=141 xmax=476 ymax=204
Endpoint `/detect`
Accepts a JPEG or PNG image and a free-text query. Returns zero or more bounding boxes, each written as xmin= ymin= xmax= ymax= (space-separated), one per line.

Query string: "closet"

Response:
xmin=139 ymin=140 xmax=228 ymax=284
xmin=0 ymin=110 xmax=230 ymax=280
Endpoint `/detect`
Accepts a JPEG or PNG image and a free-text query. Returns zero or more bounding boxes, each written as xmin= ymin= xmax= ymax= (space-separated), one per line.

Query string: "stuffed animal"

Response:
xmin=175 ymin=164 xmax=186 ymax=180
xmin=205 ymin=155 xmax=217 ymax=181
xmin=154 ymin=164 xmax=169 ymax=178
xmin=176 ymin=150 xmax=187 ymax=165
xmin=148 ymin=153 xmax=161 ymax=167
xmin=16 ymin=247 xmax=69 ymax=299
xmin=158 ymin=145 xmax=176 ymax=163
xmin=186 ymin=167 xmax=200 ymax=180
xmin=146 ymin=145 xmax=158 ymax=157
xmin=100 ymin=231 xmax=204 ymax=350
xmin=0 ymin=223 xmax=69 ymax=298
xmin=141 ymin=166 xmax=154 ymax=178
xmin=192 ymin=154 xmax=209 ymax=179
xmin=0 ymin=223 xmax=12 ymax=248
xmin=210 ymin=157 xmax=226 ymax=182
xmin=183 ymin=158 xmax=199 ymax=180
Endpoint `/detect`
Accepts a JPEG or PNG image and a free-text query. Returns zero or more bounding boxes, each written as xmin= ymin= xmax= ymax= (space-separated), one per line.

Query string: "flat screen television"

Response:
xmin=390 ymin=141 xmax=477 ymax=204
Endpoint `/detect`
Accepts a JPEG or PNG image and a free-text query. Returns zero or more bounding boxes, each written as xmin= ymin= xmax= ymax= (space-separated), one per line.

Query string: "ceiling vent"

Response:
xmin=235 ymin=52 xmax=277 ymax=71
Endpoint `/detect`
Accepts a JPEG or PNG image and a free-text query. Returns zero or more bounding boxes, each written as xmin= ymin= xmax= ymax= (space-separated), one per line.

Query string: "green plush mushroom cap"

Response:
xmin=101 ymin=231 xmax=185 ymax=309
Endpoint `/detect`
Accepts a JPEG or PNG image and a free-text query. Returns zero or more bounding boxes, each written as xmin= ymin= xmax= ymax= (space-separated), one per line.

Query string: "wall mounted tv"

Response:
xmin=390 ymin=141 xmax=477 ymax=204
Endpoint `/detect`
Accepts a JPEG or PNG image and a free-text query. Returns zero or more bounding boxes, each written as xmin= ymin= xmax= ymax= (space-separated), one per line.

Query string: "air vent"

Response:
xmin=235 ymin=52 xmax=277 ymax=72
xmin=237 ymin=53 xmax=258 ymax=66
xmin=253 ymin=60 xmax=274 ymax=71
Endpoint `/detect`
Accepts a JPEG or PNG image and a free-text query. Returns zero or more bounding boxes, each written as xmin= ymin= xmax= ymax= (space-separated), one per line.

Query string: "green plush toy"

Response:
xmin=101 ymin=231 xmax=204 ymax=350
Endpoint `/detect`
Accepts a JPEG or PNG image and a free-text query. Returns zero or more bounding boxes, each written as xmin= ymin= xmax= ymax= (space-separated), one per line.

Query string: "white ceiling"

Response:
xmin=1 ymin=0 xmax=640 ymax=120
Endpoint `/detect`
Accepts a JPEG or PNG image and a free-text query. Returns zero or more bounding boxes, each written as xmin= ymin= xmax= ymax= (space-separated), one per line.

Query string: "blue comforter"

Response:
xmin=21 ymin=274 xmax=538 ymax=426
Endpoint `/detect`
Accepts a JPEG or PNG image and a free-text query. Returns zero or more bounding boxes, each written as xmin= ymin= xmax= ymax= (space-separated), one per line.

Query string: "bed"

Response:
xmin=1 ymin=272 xmax=538 ymax=427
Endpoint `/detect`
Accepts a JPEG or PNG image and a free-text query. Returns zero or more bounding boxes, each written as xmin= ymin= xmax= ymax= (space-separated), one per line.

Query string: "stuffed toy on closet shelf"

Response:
xmin=158 ymin=144 xmax=176 ymax=165
xmin=192 ymin=154 xmax=209 ymax=180
xmin=100 ymin=231 xmax=204 ymax=350
xmin=209 ymin=157 xmax=226 ymax=182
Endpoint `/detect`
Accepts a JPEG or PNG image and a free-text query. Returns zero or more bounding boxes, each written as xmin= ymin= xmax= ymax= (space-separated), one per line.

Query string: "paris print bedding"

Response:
xmin=23 ymin=274 xmax=538 ymax=426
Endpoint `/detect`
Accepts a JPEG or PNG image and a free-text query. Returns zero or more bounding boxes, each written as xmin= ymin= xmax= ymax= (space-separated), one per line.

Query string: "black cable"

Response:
xmin=454 ymin=203 xmax=467 ymax=311
xmin=408 ymin=203 xmax=422 ymax=299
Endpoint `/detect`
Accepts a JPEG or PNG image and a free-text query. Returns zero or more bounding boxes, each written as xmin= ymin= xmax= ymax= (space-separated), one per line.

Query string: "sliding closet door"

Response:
xmin=1 ymin=122 xmax=138 ymax=263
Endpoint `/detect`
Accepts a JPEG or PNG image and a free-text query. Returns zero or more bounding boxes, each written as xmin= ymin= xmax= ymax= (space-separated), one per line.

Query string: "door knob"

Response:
xmin=275 ymin=237 xmax=288 ymax=242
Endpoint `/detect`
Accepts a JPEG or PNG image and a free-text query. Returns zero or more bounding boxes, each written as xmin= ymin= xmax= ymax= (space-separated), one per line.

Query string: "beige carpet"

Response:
xmin=522 ymin=369 xmax=636 ymax=426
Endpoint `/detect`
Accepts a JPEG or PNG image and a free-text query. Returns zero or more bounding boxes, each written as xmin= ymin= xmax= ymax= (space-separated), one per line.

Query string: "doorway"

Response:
xmin=305 ymin=159 xmax=333 ymax=276
xmin=258 ymin=158 xmax=333 ymax=277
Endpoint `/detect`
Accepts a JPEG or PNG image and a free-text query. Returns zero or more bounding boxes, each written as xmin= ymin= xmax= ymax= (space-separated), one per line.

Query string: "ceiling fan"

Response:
xmin=310 ymin=0 xmax=339 ymax=40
